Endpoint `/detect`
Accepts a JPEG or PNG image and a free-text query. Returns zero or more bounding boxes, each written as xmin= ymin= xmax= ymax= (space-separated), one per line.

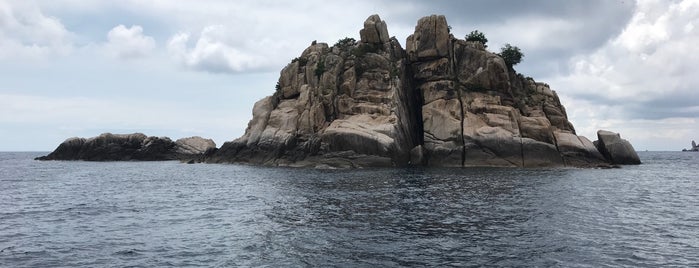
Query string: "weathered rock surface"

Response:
xmin=175 ymin=136 xmax=217 ymax=155
xmin=36 ymin=133 xmax=216 ymax=162
xmin=594 ymin=130 xmax=641 ymax=165
xmin=207 ymin=15 xmax=420 ymax=168
xmin=206 ymin=14 xmax=639 ymax=168
xmin=406 ymin=14 xmax=597 ymax=167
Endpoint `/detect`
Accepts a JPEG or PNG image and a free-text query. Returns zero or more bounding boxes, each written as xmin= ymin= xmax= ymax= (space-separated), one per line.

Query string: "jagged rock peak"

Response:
xmin=360 ymin=14 xmax=390 ymax=44
xmin=407 ymin=14 xmax=451 ymax=60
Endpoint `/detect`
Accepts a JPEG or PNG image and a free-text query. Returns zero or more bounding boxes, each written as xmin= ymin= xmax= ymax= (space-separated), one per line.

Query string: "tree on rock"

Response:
xmin=466 ymin=30 xmax=488 ymax=47
xmin=314 ymin=60 xmax=325 ymax=78
xmin=499 ymin=44 xmax=523 ymax=68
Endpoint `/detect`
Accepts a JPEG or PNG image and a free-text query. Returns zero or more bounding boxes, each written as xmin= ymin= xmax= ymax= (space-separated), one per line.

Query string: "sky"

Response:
xmin=1 ymin=0 xmax=697 ymax=151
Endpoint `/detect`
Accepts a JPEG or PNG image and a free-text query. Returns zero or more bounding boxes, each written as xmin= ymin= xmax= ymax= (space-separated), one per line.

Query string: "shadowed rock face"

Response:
xmin=594 ymin=130 xmax=642 ymax=165
xmin=205 ymin=14 xmax=638 ymax=168
xmin=36 ymin=133 xmax=216 ymax=162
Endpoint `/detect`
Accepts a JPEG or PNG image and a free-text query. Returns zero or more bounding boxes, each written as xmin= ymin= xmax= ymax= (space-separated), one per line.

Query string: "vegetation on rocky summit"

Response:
xmin=499 ymin=43 xmax=524 ymax=68
xmin=465 ymin=30 xmax=488 ymax=47
xmin=334 ymin=37 xmax=357 ymax=48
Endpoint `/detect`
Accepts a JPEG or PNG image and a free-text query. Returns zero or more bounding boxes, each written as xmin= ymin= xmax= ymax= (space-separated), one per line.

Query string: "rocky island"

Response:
xmin=204 ymin=14 xmax=641 ymax=168
xmin=38 ymin=14 xmax=641 ymax=168
xmin=682 ymin=140 xmax=698 ymax=152
xmin=36 ymin=133 xmax=215 ymax=162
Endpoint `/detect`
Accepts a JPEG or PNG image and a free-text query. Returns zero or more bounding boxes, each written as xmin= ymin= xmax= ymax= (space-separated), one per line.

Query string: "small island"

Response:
xmin=682 ymin=140 xmax=698 ymax=152
xmin=37 ymin=14 xmax=641 ymax=168
xmin=36 ymin=133 xmax=215 ymax=163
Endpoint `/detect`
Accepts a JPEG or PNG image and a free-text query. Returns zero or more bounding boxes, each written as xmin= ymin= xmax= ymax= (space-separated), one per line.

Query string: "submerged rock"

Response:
xmin=36 ymin=133 xmax=216 ymax=162
xmin=205 ymin=14 xmax=640 ymax=168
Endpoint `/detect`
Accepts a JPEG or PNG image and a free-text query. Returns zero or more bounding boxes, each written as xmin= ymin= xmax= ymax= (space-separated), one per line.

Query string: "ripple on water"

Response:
xmin=1 ymin=152 xmax=698 ymax=267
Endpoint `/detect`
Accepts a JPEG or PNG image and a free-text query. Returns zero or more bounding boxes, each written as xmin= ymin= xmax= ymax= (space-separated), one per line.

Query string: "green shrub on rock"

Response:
xmin=335 ymin=37 xmax=357 ymax=48
xmin=466 ymin=30 xmax=488 ymax=47
xmin=314 ymin=60 xmax=325 ymax=78
xmin=499 ymin=44 xmax=523 ymax=68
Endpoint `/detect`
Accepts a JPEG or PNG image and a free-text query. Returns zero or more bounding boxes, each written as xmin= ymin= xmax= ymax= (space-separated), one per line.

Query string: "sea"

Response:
xmin=1 ymin=151 xmax=698 ymax=267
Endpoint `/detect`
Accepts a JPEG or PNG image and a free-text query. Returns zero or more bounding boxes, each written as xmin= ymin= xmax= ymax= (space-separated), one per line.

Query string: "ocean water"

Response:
xmin=1 ymin=152 xmax=698 ymax=267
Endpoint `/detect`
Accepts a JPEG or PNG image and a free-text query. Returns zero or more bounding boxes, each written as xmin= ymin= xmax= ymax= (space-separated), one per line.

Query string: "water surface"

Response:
xmin=1 ymin=152 xmax=698 ymax=267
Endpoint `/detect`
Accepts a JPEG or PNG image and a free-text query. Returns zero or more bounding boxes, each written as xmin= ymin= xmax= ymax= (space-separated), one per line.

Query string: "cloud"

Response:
xmin=0 ymin=1 xmax=73 ymax=60
xmin=544 ymin=0 xmax=699 ymax=149
xmin=104 ymin=24 xmax=155 ymax=59
xmin=0 ymin=93 xmax=248 ymax=150
xmin=3 ymin=0 xmax=696 ymax=150
xmin=167 ymin=25 xmax=263 ymax=73
xmin=389 ymin=0 xmax=636 ymax=77
xmin=551 ymin=0 xmax=699 ymax=119
xmin=148 ymin=1 xmax=403 ymax=73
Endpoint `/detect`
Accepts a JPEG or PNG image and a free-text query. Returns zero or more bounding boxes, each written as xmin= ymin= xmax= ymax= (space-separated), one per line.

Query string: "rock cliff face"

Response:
xmin=406 ymin=15 xmax=604 ymax=167
xmin=36 ymin=133 xmax=216 ymax=162
xmin=207 ymin=15 xmax=421 ymax=168
xmin=207 ymin=14 xmax=639 ymax=168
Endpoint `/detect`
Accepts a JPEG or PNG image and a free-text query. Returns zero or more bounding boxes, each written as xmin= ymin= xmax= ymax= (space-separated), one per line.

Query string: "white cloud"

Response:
xmin=104 ymin=24 xmax=155 ymax=59
xmin=151 ymin=1 xmax=384 ymax=73
xmin=549 ymin=0 xmax=699 ymax=150
xmin=558 ymin=0 xmax=699 ymax=101
xmin=167 ymin=25 xmax=262 ymax=73
xmin=552 ymin=0 xmax=699 ymax=113
xmin=0 ymin=1 xmax=73 ymax=60
xmin=2 ymin=0 xmax=695 ymax=151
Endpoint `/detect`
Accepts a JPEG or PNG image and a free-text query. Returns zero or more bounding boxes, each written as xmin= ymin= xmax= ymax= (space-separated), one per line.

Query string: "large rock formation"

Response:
xmin=207 ymin=15 xmax=420 ymax=168
xmin=406 ymin=15 xmax=606 ymax=167
xmin=206 ymin=14 xmax=639 ymax=168
xmin=36 ymin=133 xmax=216 ymax=162
xmin=594 ymin=130 xmax=641 ymax=164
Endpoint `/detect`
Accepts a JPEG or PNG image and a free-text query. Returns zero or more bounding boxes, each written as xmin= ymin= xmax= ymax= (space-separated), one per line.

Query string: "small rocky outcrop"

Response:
xmin=36 ymin=133 xmax=216 ymax=162
xmin=594 ymin=130 xmax=641 ymax=165
xmin=205 ymin=14 xmax=641 ymax=168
